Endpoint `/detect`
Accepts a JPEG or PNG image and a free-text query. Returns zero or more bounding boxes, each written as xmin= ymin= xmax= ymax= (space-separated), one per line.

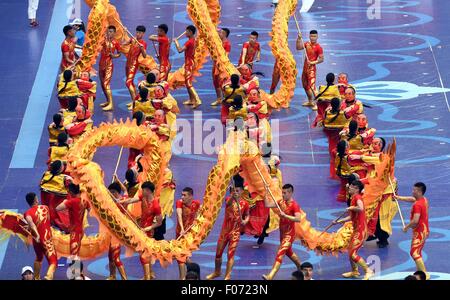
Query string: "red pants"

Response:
xmin=32 ymin=239 xmax=57 ymax=266
xmin=275 ymin=232 xmax=295 ymax=264
xmin=125 ymin=62 xmax=139 ymax=100
xmin=215 ymin=229 xmax=241 ymax=260
xmin=410 ymin=230 xmax=428 ymax=261
xmin=302 ymin=64 xmax=317 ymax=96
xmin=70 ymin=231 xmax=83 ymax=257
xmin=58 ymin=97 xmax=70 ymax=109
xmin=324 ymin=129 xmax=340 ymax=180
xmin=40 ymin=191 xmax=70 ymax=233
xmin=108 ymin=244 xmax=123 ymax=267
xmin=348 ymin=229 xmax=367 ymax=264
xmin=160 ymin=63 xmax=171 ymax=82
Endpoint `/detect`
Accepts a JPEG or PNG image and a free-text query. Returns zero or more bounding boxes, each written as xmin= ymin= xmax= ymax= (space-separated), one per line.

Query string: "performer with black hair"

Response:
xmin=149 ymin=24 xmax=171 ymax=81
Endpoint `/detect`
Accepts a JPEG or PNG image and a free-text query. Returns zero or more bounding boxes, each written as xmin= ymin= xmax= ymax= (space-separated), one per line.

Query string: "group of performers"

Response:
xmin=6 ymin=16 xmax=430 ymax=281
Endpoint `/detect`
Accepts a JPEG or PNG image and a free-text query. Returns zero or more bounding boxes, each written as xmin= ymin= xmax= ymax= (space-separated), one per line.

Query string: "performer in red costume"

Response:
xmin=334 ymin=180 xmax=374 ymax=280
xmin=296 ymin=30 xmax=324 ymax=109
xmin=238 ymin=31 xmax=261 ymax=68
xmin=105 ymin=181 xmax=129 ymax=280
xmin=206 ymin=176 xmax=249 ymax=280
xmin=56 ymin=183 xmax=91 ymax=261
xmin=175 ymin=187 xmax=201 ymax=279
xmin=395 ymin=182 xmax=430 ymax=279
xmin=148 ymin=24 xmax=171 ymax=81
xmin=211 ymin=28 xmax=231 ymax=106
xmin=121 ymin=181 xmax=162 ymax=280
xmin=174 ymin=25 xmax=201 ymax=108
xmin=60 ymin=25 xmax=76 ymax=71
xmin=341 ymin=87 xmax=363 ymax=120
xmin=24 ymin=192 xmax=57 ymax=280
xmin=262 ymin=184 xmax=303 ymax=280
xmin=99 ymin=25 xmax=121 ymax=111
xmin=123 ymin=25 xmax=147 ymax=110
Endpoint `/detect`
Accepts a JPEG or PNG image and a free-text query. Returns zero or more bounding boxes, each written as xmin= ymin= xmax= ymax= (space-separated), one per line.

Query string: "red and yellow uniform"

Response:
xmin=139 ymin=196 xmax=161 ymax=265
xmin=213 ymin=39 xmax=231 ymax=89
xmin=76 ymin=79 xmax=97 ymax=112
xmin=301 ymin=42 xmax=323 ymax=96
xmin=335 ymin=153 xmax=352 ymax=202
xmin=125 ymin=39 xmax=147 ymax=100
xmin=60 ymin=38 xmax=76 ymax=71
xmin=63 ymin=194 xmax=90 ymax=257
xmin=263 ymin=198 xmax=302 ymax=280
xmin=184 ymin=37 xmax=196 ymax=89
xmin=24 ymin=205 xmax=57 ymax=280
xmin=99 ymin=38 xmax=121 ymax=104
xmin=238 ymin=41 xmax=260 ymax=66
xmin=410 ymin=197 xmax=429 ymax=268
xmin=40 ymin=171 xmax=69 ymax=232
xmin=108 ymin=194 xmax=128 ymax=279
xmin=175 ymin=199 xmax=201 ymax=238
xmin=275 ymin=199 xmax=301 ymax=264
xmin=348 ymin=193 xmax=367 ymax=266
xmin=157 ymin=36 xmax=171 ymax=81
xmin=215 ymin=197 xmax=249 ymax=260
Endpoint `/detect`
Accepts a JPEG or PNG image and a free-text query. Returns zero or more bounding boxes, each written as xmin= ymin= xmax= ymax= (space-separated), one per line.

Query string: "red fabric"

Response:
xmin=324 ymin=129 xmax=340 ymax=179
xmin=60 ymin=39 xmax=75 ymax=71
xmin=411 ymin=197 xmax=429 ymax=234
xmin=100 ymin=39 xmax=121 ymax=65
xmin=67 ymin=121 xmax=87 ymax=137
xmin=40 ymin=191 xmax=70 ymax=232
xmin=184 ymin=38 xmax=195 ymax=67
xmin=175 ymin=199 xmax=201 ymax=237
xmin=350 ymin=194 xmax=366 ymax=232
xmin=341 ymin=100 xmax=362 ymax=120
xmin=279 ymin=199 xmax=301 ymax=237
xmin=64 ymin=194 xmax=90 ymax=234
xmin=244 ymin=200 xmax=269 ymax=236
xmin=108 ymin=244 xmax=123 ymax=267
xmin=221 ymin=103 xmax=230 ymax=125
xmin=157 ymin=36 xmax=171 ymax=67
xmin=238 ymin=41 xmax=260 ymax=65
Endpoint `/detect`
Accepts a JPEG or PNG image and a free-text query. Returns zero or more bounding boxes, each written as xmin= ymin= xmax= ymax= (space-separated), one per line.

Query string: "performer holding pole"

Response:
xmin=24 ymin=192 xmax=58 ymax=280
xmin=174 ymin=26 xmax=202 ymax=108
xmin=333 ymin=180 xmax=374 ymax=280
xmin=262 ymin=184 xmax=303 ymax=280
xmin=295 ymin=17 xmax=324 ymax=110
xmin=175 ymin=187 xmax=201 ymax=279
xmin=206 ymin=176 xmax=249 ymax=280
xmin=121 ymin=25 xmax=148 ymax=110
xmin=99 ymin=25 xmax=121 ymax=111
xmin=394 ymin=182 xmax=430 ymax=279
